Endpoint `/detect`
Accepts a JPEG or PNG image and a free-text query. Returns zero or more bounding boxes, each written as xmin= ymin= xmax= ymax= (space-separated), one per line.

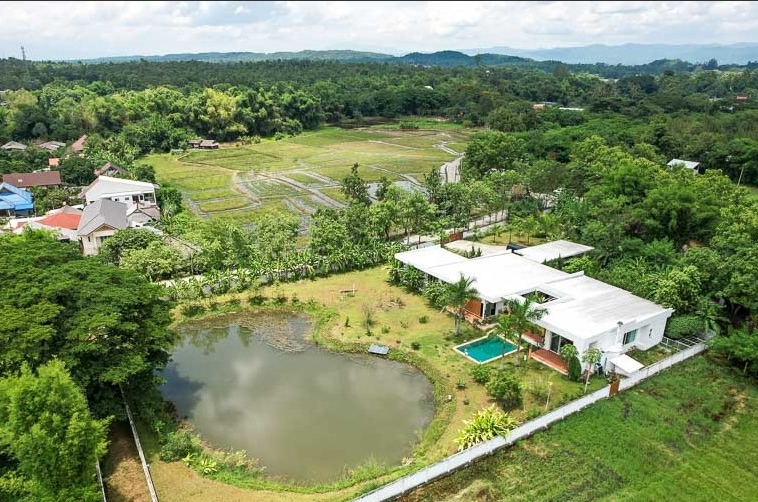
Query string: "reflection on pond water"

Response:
xmin=161 ymin=312 xmax=434 ymax=483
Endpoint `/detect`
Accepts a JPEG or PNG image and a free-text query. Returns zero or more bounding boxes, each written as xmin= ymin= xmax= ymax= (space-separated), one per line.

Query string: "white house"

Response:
xmin=395 ymin=242 xmax=674 ymax=374
xmin=76 ymin=199 xmax=128 ymax=255
xmin=79 ymin=176 xmax=159 ymax=211
xmin=667 ymin=159 xmax=700 ymax=175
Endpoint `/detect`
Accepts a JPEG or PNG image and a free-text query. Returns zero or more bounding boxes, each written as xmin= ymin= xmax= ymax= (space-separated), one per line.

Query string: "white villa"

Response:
xmin=395 ymin=241 xmax=674 ymax=376
xmin=79 ymin=176 xmax=159 ymax=209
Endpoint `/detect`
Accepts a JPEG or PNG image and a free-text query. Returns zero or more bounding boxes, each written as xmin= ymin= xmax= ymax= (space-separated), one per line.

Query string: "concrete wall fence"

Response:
xmin=353 ymin=342 xmax=707 ymax=502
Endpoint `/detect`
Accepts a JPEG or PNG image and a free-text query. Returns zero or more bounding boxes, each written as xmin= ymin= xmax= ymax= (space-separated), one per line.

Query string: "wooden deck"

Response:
xmin=522 ymin=330 xmax=545 ymax=346
xmin=531 ymin=348 xmax=568 ymax=375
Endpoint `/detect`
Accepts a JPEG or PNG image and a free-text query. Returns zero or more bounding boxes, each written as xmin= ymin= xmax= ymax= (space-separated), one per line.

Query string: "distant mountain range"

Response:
xmin=459 ymin=43 xmax=758 ymax=65
xmin=69 ymin=50 xmax=396 ymax=64
xmin=59 ymin=43 xmax=758 ymax=68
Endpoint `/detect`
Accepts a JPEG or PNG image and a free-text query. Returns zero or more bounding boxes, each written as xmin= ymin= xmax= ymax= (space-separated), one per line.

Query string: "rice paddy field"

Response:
xmin=145 ymin=124 xmax=471 ymax=225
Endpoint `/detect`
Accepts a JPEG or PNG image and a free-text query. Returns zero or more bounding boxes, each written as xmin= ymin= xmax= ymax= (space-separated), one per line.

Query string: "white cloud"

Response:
xmin=0 ymin=1 xmax=757 ymax=60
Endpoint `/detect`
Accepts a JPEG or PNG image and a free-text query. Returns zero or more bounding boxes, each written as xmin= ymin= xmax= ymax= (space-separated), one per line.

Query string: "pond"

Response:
xmin=161 ymin=312 xmax=435 ymax=483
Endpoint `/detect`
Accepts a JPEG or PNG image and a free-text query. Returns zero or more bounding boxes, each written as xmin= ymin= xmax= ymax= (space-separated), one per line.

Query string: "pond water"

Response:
xmin=161 ymin=312 xmax=435 ymax=483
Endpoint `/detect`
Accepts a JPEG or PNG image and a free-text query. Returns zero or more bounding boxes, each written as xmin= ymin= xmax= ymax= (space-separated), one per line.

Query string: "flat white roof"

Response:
xmin=514 ymin=240 xmax=594 ymax=263
xmin=396 ymin=244 xmax=672 ymax=340
xmin=429 ymin=252 xmax=569 ymax=303
xmin=394 ymin=246 xmax=468 ymax=276
xmin=540 ymin=275 xmax=672 ymax=340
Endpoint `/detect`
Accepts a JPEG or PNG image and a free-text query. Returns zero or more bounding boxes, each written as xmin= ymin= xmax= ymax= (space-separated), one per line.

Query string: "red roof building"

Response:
xmin=37 ymin=211 xmax=82 ymax=230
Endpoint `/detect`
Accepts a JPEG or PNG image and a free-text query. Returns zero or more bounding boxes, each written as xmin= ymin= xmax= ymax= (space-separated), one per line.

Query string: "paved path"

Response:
xmin=439 ymin=155 xmax=463 ymax=184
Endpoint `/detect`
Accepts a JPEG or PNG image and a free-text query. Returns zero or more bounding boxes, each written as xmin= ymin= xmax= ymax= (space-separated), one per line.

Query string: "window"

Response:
xmin=623 ymin=329 xmax=637 ymax=345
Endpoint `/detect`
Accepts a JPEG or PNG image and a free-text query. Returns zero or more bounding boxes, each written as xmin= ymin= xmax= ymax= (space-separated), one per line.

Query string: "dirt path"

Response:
xmin=275 ymin=175 xmax=346 ymax=209
xmin=102 ymin=422 xmax=152 ymax=502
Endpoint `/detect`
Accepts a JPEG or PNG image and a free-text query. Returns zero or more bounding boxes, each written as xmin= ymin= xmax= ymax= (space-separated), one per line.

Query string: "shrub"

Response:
xmin=469 ymin=365 xmax=493 ymax=384
xmin=486 ymin=370 xmax=523 ymax=409
xmin=526 ymin=407 xmax=542 ymax=420
xmin=421 ymin=280 xmax=449 ymax=309
xmin=399 ymin=122 xmax=420 ymax=130
xmin=400 ymin=321 xmax=409 ymax=329
xmin=528 ymin=377 xmax=552 ymax=402
xmin=463 ymin=398 xmax=470 ymax=405
xmin=181 ymin=303 xmax=205 ymax=317
xmin=160 ymin=430 xmax=201 ymax=462
xmin=567 ymin=356 xmax=582 ymax=382
xmin=665 ymin=314 xmax=702 ymax=339
xmin=418 ymin=315 xmax=429 ymax=324
xmin=411 ymin=341 xmax=421 ymax=350
xmin=381 ymin=326 xmax=390 ymax=334
xmin=454 ymin=405 xmax=517 ymax=451
xmin=248 ymin=294 xmax=266 ymax=306
xmin=456 ymin=380 xmax=467 ymax=390
xmin=290 ymin=293 xmax=300 ymax=305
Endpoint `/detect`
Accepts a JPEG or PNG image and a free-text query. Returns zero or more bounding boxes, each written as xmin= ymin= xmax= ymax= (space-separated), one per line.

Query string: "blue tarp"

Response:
xmin=0 ymin=182 xmax=34 ymax=212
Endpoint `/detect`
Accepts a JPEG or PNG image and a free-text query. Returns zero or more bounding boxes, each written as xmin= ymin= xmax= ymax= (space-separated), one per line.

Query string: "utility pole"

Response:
xmin=20 ymin=45 xmax=26 ymax=61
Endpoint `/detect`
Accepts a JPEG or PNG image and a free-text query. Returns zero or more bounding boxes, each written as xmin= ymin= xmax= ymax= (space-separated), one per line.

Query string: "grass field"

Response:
xmin=145 ymin=124 xmax=471 ymax=224
xmin=402 ymin=355 xmax=758 ymax=502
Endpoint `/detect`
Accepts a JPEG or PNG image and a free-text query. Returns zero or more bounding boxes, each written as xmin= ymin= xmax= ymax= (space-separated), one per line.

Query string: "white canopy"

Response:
xmin=609 ymin=354 xmax=644 ymax=376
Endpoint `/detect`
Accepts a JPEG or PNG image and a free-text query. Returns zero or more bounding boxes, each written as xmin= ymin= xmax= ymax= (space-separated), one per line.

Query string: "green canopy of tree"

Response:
xmin=0 ymin=360 xmax=108 ymax=502
xmin=0 ymin=231 xmax=175 ymax=416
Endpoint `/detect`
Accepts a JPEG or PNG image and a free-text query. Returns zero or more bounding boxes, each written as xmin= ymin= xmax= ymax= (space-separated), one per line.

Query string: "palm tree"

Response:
xmin=489 ymin=314 xmax=517 ymax=369
xmin=446 ymin=274 xmax=479 ymax=337
xmin=505 ymin=296 xmax=547 ymax=366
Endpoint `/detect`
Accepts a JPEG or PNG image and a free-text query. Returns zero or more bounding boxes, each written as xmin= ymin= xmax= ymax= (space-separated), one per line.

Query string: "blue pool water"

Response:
xmin=456 ymin=337 xmax=518 ymax=363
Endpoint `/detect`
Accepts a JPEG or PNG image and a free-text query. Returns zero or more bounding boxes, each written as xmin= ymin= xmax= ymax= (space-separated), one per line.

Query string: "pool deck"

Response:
xmin=454 ymin=335 xmax=519 ymax=365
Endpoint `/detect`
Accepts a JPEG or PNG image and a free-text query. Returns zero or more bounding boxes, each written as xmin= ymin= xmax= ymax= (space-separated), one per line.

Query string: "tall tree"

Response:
xmin=0 ymin=232 xmax=175 ymax=416
xmin=340 ymin=163 xmax=370 ymax=206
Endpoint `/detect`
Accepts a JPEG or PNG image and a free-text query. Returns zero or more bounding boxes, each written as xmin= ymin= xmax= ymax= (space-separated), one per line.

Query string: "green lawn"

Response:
xmin=402 ymin=355 xmax=758 ymax=502
xmin=145 ymin=124 xmax=471 ymax=222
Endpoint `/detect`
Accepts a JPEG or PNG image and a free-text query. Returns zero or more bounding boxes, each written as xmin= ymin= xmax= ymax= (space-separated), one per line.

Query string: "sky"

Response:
xmin=1 ymin=1 xmax=758 ymax=60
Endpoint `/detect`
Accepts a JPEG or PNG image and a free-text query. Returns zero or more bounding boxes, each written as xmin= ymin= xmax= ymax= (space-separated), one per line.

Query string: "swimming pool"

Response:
xmin=454 ymin=335 xmax=519 ymax=364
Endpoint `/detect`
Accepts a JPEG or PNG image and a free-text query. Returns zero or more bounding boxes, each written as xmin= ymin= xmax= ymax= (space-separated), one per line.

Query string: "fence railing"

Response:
xmin=95 ymin=460 xmax=107 ymax=502
xmin=353 ymin=342 xmax=707 ymax=502
xmin=121 ymin=388 xmax=159 ymax=502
